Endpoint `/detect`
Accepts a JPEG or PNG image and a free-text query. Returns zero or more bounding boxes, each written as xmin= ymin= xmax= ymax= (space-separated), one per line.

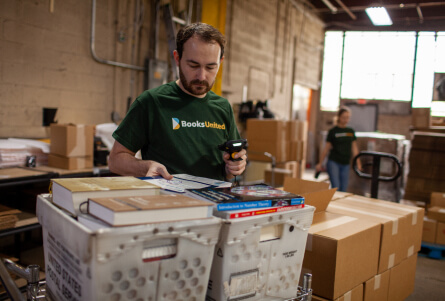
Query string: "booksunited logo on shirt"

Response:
xmin=172 ymin=118 xmax=225 ymax=130
xmin=172 ymin=118 xmax=180 ymax=130
xmin=335 ymin=133 xmax=354 ymax=138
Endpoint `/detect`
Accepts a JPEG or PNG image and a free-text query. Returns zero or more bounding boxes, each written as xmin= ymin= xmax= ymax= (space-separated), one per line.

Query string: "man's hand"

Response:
xmin=223 ymin=149 xmax=247 ymax=180
xmin=145 ymin=160 xmax=173 ymax=180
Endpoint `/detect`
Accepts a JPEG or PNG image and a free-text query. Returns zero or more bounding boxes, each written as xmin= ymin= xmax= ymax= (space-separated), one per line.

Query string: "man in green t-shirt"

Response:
xmin=108 ymin=23 xmax=246 ymax=181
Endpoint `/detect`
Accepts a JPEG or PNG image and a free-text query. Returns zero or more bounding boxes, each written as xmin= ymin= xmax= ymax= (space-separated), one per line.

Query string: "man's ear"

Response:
xmin=220 ymin=55 xmax=224 ymax=64
xmin=173 ymin=50 xmax=180 ymax=66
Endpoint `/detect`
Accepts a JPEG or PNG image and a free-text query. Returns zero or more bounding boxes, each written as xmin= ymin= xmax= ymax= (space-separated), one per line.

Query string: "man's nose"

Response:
xmin=196 ymin=68 xmax=206 ymax=81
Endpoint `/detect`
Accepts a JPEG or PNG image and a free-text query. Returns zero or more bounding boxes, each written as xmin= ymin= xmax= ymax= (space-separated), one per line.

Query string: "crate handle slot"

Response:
xmin=259 ymin=224 xmax=283 ymax=242
xmin=142 ymin=244 xmax=177 ymax=262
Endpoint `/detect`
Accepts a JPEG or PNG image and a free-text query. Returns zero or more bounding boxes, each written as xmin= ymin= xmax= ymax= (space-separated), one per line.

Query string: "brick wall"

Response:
xmin=223 ymin=0 xmax=324 ymax=120
xmin=0 ymin=0 xmax=152 ymax=138
xmin=0 ymin=0 xmax=325 ymax=139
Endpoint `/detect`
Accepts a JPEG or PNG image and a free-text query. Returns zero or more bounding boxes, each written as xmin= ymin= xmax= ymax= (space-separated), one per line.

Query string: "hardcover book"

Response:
xmin=87 ymin=194 xmax=213 ymax=226
xmin=186 ymin=184 xmax=305 ymax=211
xmin=51 ymin=176 xmax=160 ymax=216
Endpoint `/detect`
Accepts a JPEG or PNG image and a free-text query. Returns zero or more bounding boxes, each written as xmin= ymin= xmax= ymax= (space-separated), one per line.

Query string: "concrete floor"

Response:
xmin=405 ymin=255 xmax=445 ymax=301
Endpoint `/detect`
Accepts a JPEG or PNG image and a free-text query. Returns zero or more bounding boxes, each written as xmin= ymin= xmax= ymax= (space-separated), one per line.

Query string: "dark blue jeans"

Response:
xmin=327 ymin=159 xmax=350 ymax=192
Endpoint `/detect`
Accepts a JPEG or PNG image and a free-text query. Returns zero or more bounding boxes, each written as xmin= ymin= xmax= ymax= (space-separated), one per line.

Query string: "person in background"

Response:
xmin=108 ymin=22 xmax=246 ymax=181
xmin=315 ymin=106 xmax=361 ymax=192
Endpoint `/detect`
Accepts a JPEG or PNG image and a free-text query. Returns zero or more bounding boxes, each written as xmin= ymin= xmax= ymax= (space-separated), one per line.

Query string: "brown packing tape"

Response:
xmin=374 ymin=274 xmax=381 ymax=290
xmin=344 ymin=196 xmax=419 ymax=225
xmin=388 ymin=253 xmax=395 ymax=269
xmin=328 ymin=202 xmax=399 ymax=235
xmin=309 ymin=215 xmax=357 ymax=234
xmin=72 ymin=124 xmax=86 ymax=156
xmin=343 ymin=290 xmax=351 ymax=301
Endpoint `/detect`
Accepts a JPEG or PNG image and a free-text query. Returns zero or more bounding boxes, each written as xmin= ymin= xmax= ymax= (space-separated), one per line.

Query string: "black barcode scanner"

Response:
xmin=218 ymin=139 xmax=248 ymax=161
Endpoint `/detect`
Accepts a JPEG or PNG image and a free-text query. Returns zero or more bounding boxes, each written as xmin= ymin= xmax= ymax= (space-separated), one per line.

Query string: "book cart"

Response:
xmin=1 ymin=194 xmax=315 ymax=301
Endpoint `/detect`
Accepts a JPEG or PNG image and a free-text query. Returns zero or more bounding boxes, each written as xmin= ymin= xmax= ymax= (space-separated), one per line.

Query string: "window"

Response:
xmin=321 ymin=31 xmax=445 ymax=116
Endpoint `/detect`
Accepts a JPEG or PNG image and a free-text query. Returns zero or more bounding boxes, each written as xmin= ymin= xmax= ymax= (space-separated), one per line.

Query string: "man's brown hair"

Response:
xmin=176 ymin=22 xmax=226 ymax=60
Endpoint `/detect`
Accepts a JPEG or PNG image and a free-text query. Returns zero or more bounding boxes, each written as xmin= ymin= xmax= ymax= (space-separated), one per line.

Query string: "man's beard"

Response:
xmin=178 ymin=65 xmax=213 ymax=96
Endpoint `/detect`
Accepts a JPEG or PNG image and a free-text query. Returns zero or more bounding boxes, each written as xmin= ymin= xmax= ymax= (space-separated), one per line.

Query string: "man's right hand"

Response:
xmin=145 ymin=160 xmax=173 ymax=180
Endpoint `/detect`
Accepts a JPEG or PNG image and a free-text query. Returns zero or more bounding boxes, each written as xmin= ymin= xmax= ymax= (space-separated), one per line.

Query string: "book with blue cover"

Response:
xmin=185 ymin=184 xmax=305 ymax=211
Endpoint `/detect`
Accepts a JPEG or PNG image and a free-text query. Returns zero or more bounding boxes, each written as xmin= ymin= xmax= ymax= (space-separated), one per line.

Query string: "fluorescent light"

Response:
xmin=365 ymin=7 xmax=393 ymax=26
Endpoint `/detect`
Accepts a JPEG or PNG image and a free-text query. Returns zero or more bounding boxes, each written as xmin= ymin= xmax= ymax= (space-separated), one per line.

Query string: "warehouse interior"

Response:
xmin=1 ymin=0 xmax=445 ymax=300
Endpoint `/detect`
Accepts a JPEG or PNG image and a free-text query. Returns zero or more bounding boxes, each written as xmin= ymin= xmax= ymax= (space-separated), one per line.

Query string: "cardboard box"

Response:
xmin=48 ymin=154 xmax=93 ymax=170
xmin=302 ymin=211 xmax=380 ymax=300
xmin=428 ymin=206 xmax=445 ymax=222
xmin=436 ymin=222 xmax=445 ymax=244
xmin=246 ymin=119 xmax=308 ymax=163
xmin=411 ymin=131 xmax=445 ymax=152
xmin=312 ymin=283 xmax=363 ymax=301
xmin=276 ymin=161 xmax=299 ymax=178
xmin=264 ymin=168 xmax=292 ymax=187
xmin=411 ymin=107 xmax=431 ymax=128
xmin=246 ymin=119 xmax=288 ymax=162
xmin=422 ymin=217 xmax=438 ymax=244
xmin=283 ymin=178 xmax=337 ymax=212
xmin=363 ymin=270 xmax=390 ymax=301
xmin=327 ymin=201 xmax=405 ymax=274
xmin=287 ymin=120 xmax=308 ymax=142
xmin=431 ymin=192 xmax=445 ymax=207
xmin=50 ymin=124 xmax=94 ymax=157
xmin=289 ymin=140 xmax=306 ymax=161
xmin=329 ymin=195 xmax=424 ymax=273
xmin=387 ymin=254 xmax=417 ymax=301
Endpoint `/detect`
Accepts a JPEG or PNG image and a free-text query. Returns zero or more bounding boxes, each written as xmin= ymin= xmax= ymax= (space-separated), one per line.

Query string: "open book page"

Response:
xmin=143 ymin=174 xmax=232 ymax=193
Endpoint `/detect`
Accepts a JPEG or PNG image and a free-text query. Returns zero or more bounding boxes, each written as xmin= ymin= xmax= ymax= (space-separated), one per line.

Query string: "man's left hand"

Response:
xmin=223 ymin=149 xmax=247 ymax=180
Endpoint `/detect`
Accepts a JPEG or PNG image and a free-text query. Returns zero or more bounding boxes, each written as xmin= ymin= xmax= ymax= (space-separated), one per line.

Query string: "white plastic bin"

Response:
xmin=37 ymin=194 xmax=221 ymax=301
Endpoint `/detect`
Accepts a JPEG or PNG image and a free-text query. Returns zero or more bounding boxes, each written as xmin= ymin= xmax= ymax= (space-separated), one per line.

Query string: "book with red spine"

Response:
xmin=213 ymin=204 xmax=305 ymax=219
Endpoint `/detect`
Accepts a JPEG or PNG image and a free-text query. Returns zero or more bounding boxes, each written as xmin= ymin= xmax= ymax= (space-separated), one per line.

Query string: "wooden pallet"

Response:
xmin=420 ymin=242 xmax=445 ymax=260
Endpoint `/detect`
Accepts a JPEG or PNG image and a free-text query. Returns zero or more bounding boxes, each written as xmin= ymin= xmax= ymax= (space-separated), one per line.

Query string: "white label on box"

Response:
xmin=440 ymin=208 xmax=445 ymax=213
xmin=407 ymin=245 xmax=414 ymax=257
xmin=374 ymin=274 xmax=381 ymax=290
xmin=46 ymin=231 xmax=83 ymax=301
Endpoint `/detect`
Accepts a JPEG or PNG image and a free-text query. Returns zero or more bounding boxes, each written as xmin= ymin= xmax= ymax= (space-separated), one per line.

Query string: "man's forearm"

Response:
xmin=108 ymin=152 xmax=150 ymax=177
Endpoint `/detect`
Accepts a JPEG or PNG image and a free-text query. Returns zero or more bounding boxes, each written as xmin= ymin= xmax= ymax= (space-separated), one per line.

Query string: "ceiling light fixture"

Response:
xmin=365 ymin=6 xmax=393 ymax=26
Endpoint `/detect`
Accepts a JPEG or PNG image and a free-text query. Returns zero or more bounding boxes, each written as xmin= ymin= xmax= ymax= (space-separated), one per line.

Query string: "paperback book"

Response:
xmin=87 ymin=194 xmax=214 ymax=226
xmin=51 ymin=176 xmax=160 ymax=216
xmin=213 ymin=204 xmax=305 ymax=219
xmin=185 ymin=184 xmax=305 ymax=211
xmin=142 ymin=174 xmax=232 ymax=193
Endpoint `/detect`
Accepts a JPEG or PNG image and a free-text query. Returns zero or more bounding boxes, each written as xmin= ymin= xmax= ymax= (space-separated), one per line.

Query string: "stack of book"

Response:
xmin=185 ymin=184 xmax=305 ymax=219
xmin=50 ymin=176 xmax=214 ymax=229
xmin=50 ymin=176 xmax=306 ymax=229
xmin=0 ymin=204 xmax=20 ymax=230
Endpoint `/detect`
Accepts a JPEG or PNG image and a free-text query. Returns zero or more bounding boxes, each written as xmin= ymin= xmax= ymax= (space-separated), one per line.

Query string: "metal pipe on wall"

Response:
xmin=90 ymin=0 xmax=146 ymax=71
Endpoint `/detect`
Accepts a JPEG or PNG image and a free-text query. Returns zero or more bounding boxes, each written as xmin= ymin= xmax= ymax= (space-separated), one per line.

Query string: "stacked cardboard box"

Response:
xmin=422 ymin=192 xmax=445 ymax=245
xmin=404 ymin=131 xmax=445 ymax=203
xmin=283 ymin=178 xmax=423 ymax=301
xmin=48 ymin=124 xmax=94 ymax=170
xmin=246 ymin=119 xmax=307 ymax=181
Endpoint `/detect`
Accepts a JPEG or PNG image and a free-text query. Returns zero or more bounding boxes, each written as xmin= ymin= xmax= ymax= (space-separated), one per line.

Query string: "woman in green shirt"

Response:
xmin=316 ymin=107 xmax=362 ymax=192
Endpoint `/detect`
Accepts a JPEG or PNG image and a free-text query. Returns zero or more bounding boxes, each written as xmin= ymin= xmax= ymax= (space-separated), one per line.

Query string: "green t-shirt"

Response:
xmin=327 ymin=126 xmax=356 ymax=165
xmin=112 ymin=82 xmax=241 ymax=180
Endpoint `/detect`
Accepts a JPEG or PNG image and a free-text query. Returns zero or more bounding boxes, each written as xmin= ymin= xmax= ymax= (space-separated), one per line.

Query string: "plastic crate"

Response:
xmin=36 ymin=194 xmax=222 ymax=301
xmin=206 ymin=205 xmax=315 ymax=300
